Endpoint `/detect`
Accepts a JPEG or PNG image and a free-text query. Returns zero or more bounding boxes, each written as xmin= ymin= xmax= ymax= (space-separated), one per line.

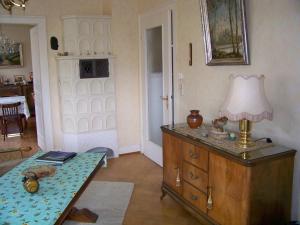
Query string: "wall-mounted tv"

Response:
xmin=79 ymin=58 xmax=109 ymax=79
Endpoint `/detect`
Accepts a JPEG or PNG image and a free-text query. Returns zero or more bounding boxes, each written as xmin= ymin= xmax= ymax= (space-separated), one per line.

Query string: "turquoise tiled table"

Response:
xmin=0 ymin=151 xmax=106 ymax=225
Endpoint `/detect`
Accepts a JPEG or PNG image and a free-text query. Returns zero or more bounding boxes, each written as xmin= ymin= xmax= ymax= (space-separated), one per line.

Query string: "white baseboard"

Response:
xmin=62 ymin=130 xmax=118 ymax=154
xmin=118 ymin=144 xmax=141 ymax=155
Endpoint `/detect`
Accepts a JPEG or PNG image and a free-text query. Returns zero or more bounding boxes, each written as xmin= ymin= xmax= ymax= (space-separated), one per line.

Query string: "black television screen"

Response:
xmin=79 ymin=59 xmax=109 ymax=79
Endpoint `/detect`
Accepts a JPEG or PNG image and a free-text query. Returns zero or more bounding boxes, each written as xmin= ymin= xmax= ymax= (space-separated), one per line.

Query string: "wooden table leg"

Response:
xmin=66 ymin=207 xmax=98 ymax=223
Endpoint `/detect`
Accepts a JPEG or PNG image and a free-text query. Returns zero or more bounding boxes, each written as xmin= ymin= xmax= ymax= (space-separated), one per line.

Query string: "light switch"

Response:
xmin=178 ymin=73 xmax=184 ymax=96
xmin=178 ymin=73 xmax=184 ymax=80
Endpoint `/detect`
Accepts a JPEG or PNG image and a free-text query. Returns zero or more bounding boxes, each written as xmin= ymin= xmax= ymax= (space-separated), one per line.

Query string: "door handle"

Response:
xmin=160 ymin=95 xmax=168 ymax=110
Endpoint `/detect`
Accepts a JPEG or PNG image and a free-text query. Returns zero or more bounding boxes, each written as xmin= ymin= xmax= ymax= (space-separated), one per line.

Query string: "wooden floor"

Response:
xmin=0 ymin=117 xmax=38 ymax=162
xmin=96 ymin=154 xmax=203 ymax=225
xmin=0 ymin=120 xmax=203 ymax=225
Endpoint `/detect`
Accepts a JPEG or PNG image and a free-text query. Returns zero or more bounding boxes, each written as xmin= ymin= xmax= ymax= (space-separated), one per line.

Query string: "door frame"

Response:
xmin=138 ymin=3 xmax=175 ymax=165
xmin=0 ymin=15 xmax=54 ymax=151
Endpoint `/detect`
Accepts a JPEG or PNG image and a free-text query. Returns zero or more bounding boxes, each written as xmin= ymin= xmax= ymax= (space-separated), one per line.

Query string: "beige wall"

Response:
xmin=0 ymin=24 xmax=33 ymax=82
xmin=111 ymin=0 xmax=141 ymax=152
xmin=138 ymin=0 xmax=174 ymax=13
xmin=103 ymin=0 xmax=112 ymax=15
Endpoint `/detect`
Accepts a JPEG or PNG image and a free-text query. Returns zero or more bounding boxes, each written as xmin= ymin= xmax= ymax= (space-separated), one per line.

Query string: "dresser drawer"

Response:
xmin=183 ymin=162 xmax=208 ymax=193
xmin=183 ymin=181 xmax=207 ymax=213
xmin=183 ymin=142 xmax=208 ymax=171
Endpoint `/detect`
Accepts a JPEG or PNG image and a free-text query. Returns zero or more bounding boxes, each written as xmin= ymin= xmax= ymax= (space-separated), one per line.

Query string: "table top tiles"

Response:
xmin=0 ymin=151 xmax=105 ymax=225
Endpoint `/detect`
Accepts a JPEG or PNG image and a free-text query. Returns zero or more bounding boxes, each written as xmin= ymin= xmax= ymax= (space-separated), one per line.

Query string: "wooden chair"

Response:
xmin=0 ymin=102 xmax=23 ymax=141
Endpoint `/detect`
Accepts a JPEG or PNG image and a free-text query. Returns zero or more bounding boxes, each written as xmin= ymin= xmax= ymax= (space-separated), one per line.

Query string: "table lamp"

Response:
xmin=219 ymin=75 xmax=273 ymax=148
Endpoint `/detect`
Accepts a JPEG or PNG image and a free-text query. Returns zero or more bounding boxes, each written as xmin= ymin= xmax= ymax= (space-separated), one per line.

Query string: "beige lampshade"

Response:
xmin=220 ymin=75 xmax=273 ymax=122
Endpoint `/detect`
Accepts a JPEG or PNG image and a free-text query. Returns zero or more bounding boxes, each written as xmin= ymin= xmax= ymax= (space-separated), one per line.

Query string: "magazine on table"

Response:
xmin=36 ymin=151 xmax=77 ymax=164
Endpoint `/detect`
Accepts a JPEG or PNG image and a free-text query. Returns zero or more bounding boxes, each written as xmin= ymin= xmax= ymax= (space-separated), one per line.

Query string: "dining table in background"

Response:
xmin=0 ymin=96 xmax=30 ymax=119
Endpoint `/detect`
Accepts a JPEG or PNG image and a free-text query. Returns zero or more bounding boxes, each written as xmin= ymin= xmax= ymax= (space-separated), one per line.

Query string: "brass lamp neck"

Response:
xmin=238 ymin=119 xmax=254 ymax=148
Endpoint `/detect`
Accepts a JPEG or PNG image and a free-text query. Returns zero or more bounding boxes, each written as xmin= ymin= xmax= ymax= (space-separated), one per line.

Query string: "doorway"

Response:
xmin=0 ymin=24 xmax=37 ymax=151
xmin=0 ymin=15 xmax=53 ymax=151
xmin=140 ymin=6 xmax=174 ymax=166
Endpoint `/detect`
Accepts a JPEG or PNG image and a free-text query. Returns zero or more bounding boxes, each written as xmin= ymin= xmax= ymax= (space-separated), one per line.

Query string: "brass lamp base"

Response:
xmin=238 ymin=119 xmax=255 ymax=148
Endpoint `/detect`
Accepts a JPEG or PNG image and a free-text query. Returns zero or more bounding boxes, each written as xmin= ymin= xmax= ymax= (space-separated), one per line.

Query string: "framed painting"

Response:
xmin=0 ymin=43 xmax=24 ymax=68
xmin=14 ymin=74 xmax=25 ymax=84
xmin=200 ymin=0 xmax=249 ymax=65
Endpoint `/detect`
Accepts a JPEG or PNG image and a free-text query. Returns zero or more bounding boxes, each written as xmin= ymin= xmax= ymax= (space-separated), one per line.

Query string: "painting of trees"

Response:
xmin=0 ymin=43 xmax=23 ymax=68
xmin=200 ymin=0 xmax=249 ymax=65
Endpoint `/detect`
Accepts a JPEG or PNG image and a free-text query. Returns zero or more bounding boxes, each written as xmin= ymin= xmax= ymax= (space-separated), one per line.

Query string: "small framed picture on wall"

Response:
xmin=0 ymin=43 xmax=24 ymax=68
xmin=14 ymin=75 xmax=25 ymax=84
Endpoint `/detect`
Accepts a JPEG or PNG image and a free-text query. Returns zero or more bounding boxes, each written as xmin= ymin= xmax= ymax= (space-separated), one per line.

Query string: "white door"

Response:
xmin=30 ymin=26 xmax=46 ymax=150
xmin=140 ymin=7 xmax=174 ymax=166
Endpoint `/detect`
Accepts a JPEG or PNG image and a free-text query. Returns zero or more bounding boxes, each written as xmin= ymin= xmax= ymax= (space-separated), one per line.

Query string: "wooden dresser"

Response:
xmin=161 ymin=124 xmax=296 ymax=225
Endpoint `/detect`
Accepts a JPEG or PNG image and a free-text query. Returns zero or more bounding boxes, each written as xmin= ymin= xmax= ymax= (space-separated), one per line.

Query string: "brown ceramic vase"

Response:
xmin=187 ymin=110 xmax=203 ymax=129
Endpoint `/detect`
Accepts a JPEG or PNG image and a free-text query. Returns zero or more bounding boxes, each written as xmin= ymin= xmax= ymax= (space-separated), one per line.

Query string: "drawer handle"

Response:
xmin=190 ymin=194 xmax=198 ymax=201
xmin=175 ymin=168 xmax=181 ymax=187
xmin=207 ymin=186 xmax=213 ymax=210
xmin=189 ymin=150 xmax=199 ymax=159
xmin=189 ymin=172 xmax=199 ymax=180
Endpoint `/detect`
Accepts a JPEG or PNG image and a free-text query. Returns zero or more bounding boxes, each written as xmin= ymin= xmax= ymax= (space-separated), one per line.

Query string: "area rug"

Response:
xmin=63 ymin=181 xmax=134 ymax=225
